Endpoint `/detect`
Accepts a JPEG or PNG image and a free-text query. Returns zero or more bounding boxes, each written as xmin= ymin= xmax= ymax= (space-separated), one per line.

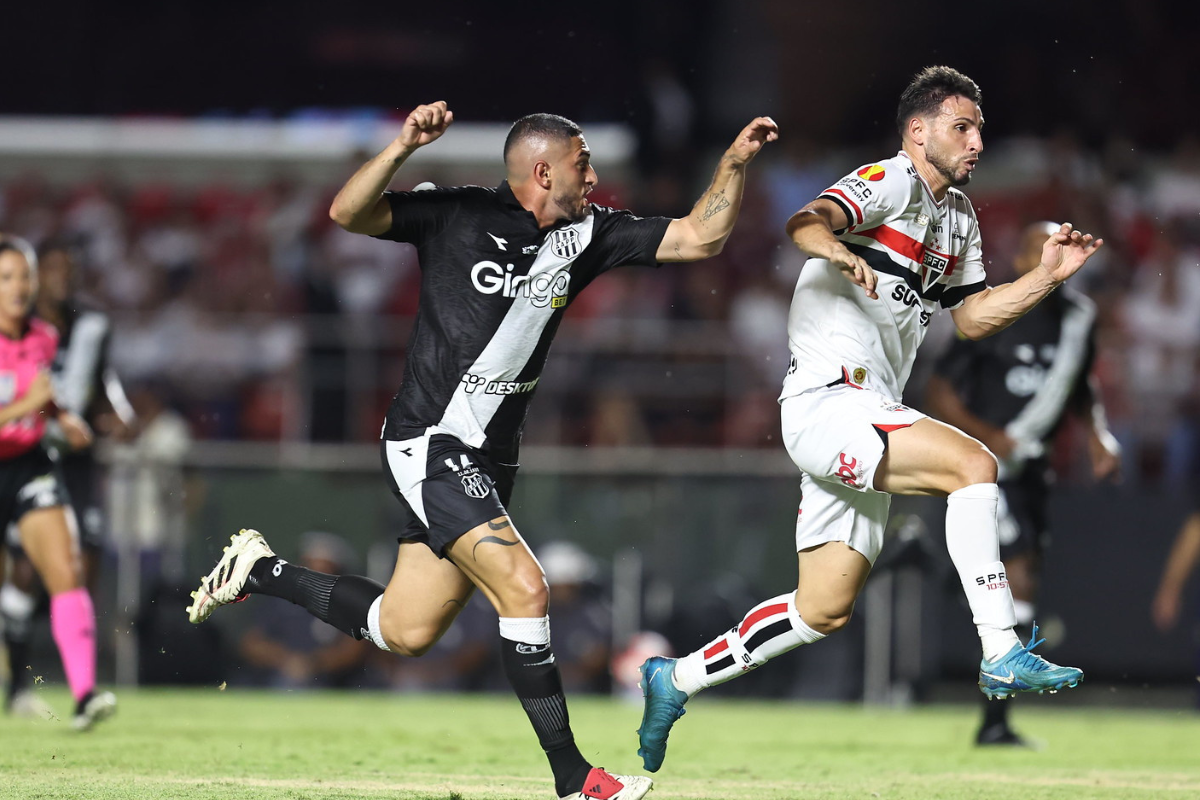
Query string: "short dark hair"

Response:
xmin=503 ymin=113 xmax=583 ymax=165
xmin=896 ymin=66 xmax=982 ymax=136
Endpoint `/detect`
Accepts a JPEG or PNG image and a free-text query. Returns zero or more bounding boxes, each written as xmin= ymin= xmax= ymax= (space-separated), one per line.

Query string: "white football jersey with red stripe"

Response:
xmin=780 ymin=151 xmax=987 ymax=402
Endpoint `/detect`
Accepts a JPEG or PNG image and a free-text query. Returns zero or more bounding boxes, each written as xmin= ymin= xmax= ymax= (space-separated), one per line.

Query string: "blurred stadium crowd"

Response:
xmin=1 ymin=129 xmax=1198 ymax=489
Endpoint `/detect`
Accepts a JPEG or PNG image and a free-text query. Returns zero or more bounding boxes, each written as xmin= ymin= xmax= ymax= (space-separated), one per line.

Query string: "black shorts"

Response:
xmin=380 ymin=434 xmax=518 ymax=557
xmin=1 ymin=445 xmax=72 ymax=549
xmin=996 ymin=473 xmax=1049 ymax=560
xmin=60 ymin=451 xmax=104 ymax=551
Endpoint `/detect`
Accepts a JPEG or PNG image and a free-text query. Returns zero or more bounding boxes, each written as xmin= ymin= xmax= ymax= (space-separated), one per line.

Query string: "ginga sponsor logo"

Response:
xmin=470 ymin=261 xmax=570 ymax=308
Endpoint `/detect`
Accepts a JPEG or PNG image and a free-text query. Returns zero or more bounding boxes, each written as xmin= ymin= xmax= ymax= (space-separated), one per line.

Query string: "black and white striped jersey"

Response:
xmin=932 ymin=287 xmax=1097 ymax=472
xmin=48 ymin=303 xmax=114 ymax=421
xmin=374 ymin=181 xmax=670 ymax=462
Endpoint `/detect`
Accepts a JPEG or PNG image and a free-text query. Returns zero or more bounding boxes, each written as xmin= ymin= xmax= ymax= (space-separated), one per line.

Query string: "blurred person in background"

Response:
xmin=538 ymin=541 xmax=612 ymax=695
xmin=924 ymin=220 xmax=1121 ymax=746
xmin=1151 ymin=505 xmax=1200 ymax=708
xmin=636 ymin=66 xmax=1104 ymax=774
xmin=0 ymin=237 xmax=115 ymax=730
xmin=1 ymin=240 xmax=137 ymax=714
xmin=186 ymin=100 xmax=778 ymax=800
xmin=237 ymin=531 xmax=376 ymax=689
xmin=1120 ymin=222 xmax=1200 ymax=483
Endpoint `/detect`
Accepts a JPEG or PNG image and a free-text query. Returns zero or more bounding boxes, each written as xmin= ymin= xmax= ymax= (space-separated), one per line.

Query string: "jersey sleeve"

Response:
xmin=818 ymin=163 xmax=909 ymax=234
xmin=939 ymin=201 xmax=987 ymax=309
xmin=372 ymin=187 xmax=465 ymax=245
xmin=582 ymin=207 xmax=672 ymax=277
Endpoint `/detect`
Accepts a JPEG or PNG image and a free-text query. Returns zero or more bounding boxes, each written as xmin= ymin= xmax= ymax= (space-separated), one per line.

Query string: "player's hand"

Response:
xmin=25 ymin=370 xmax=55 ymax=409
xmin=830 ymin=248 xmax=878 ymax=299
xmin=1089 ymin=432 xmax=1122 ymax=482
xmin=1036 ymin=222 xmax=1104 ymax=285
xmin=1152 ymin=587 xmax=1181 ymax=632
xmin=983 ymin=430 xmax=1016 ymax=461
xmin=725 ymin=117 xmax=779 ymax=166
xmin=396 ymin=101 xmax=455 ymax=151
xmin=57 ymin=411 xmax=93 ymax=450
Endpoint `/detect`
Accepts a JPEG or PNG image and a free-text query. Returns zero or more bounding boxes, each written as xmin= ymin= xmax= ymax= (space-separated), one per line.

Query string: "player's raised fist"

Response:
xmin=1037 ymin=222 xmax=1104 ymax=285
xmin=398 ymin=101 xmax=455 ymax=150
xmin=726 ymin=116 xmax=780 ymax=165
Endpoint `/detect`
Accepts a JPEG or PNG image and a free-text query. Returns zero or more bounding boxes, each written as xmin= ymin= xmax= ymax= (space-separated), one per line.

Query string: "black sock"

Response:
xmin=246 ymin=559 xmax=384 ymax=640
xmin=2 ymin=611 xmax=32 ymax=699
xmin=499 ymin=637 xmax=591 ymax=796
xmin=74 ymin=690 xmax=95 ymax=716
xmin=981 ymin=686 xmax=1011 ymax=728
xmin=3 ymin=636 xmax=31 ymax=698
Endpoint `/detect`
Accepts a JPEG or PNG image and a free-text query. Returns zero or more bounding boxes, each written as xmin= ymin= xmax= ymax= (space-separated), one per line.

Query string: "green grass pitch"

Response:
xmin=2 ymin=687 xmax=1198 ymax=799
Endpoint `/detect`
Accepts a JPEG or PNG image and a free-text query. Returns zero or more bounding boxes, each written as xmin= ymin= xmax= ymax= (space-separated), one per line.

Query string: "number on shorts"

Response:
xmin=836 ymin=452 xmax=859 ymax=488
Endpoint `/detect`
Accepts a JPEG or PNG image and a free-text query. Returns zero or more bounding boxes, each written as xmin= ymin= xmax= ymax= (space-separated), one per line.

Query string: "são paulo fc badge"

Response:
xmin=549 ymin=228 xmax=581 ymax=259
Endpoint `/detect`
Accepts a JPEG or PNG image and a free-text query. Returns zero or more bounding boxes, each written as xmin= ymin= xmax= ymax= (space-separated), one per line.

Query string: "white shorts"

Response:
xmin=781 ymin=384 xmax=926 ymax=563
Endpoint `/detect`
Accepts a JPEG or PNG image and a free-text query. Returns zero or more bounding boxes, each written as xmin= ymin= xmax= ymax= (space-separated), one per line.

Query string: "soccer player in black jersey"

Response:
xmin=187 ymin=100 xmax=777 ymax=800
xmin=926 ymin=220 xmax=1121 ymax=745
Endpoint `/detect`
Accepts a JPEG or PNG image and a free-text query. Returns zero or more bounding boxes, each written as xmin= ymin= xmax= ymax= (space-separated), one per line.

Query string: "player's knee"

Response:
xmin=951 ymin=444 xmax=998 ymax=489
xmin=383 ymin=622 xmax=443 ymax=657
xmin=499 ymin=566 xmax=549 ymax=618
xmin=796 ymin=598 xmax=855 ymax=635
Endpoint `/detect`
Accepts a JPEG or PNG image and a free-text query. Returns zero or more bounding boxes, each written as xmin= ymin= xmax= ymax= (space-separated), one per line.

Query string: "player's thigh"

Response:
xmin=16 ymin=506 xmax=82 ymax=594
xmin=873 ymin=417 xmax=997 ymax=496
xmin=445 ymin=516 xmax=546 ymax=619
xmin=379 ymin=540 xmax=476 ymax=656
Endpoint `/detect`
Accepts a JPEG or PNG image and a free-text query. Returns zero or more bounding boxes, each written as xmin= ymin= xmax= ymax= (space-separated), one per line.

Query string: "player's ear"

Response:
xmin=906 ymin=116 xmax=925 ymax=147
xmin=533 ymin=160 xmax=553 ymax=189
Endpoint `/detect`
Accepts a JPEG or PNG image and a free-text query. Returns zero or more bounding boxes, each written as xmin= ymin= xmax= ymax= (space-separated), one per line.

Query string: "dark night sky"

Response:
xmin=4 ymin=1 xmax=1197 ymax=151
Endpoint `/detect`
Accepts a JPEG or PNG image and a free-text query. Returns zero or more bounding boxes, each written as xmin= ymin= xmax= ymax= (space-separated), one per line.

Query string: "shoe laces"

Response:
xmin=1012 ymin=623 xmax=1050 ymax=673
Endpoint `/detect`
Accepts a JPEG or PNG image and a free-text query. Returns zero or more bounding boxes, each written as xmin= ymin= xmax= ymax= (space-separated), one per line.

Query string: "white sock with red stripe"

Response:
xmin=946 ymin=483 xmax=1020 ymax=661
xmin=671 ymin=593 xmax=824 ymax=697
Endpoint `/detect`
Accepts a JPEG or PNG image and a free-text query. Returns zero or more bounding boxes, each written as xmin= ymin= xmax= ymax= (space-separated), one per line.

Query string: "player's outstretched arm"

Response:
xmin=656 ymin=116 xmax=778 ymax=262
xmin=785 ymin=199 xmax=879 ymax=299
xmin=951 ymin=222 xmax=1104 ymax=340
xmin=1152 ymin=512 xmax=1200 ymax=631
xmin=329 ymin=101 xmax=455 ymax=235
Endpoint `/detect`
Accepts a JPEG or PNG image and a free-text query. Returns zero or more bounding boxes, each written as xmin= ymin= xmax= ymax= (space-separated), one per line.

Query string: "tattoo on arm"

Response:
xmin=487 ymin=519 xmax=511 ymax=531
xmin=472 ymin=535 xmax=518 ymax=561
xmin=700 ymin=191 xmax=731 ymax=222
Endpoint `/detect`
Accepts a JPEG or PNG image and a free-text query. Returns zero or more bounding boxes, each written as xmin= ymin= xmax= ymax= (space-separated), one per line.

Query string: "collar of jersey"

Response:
xmin=896 ymin=150 xmax=947 ymax=208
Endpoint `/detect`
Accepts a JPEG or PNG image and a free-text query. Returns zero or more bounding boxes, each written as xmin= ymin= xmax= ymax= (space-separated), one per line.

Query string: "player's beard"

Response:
xmin=926 ymin=142 xmax=972 ymax=187
xmin=553 ymin=190 xmax=589 ymax=223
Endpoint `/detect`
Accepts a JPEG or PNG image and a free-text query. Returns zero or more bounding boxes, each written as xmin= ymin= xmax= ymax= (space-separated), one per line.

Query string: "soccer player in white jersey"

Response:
xmin=637 ymin=66 xmax=1103 ymax=773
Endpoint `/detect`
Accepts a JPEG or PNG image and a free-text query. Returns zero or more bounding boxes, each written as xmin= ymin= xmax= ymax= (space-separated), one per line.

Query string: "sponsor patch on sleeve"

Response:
xmin=857 ymin=165 xmax=886 ymax=181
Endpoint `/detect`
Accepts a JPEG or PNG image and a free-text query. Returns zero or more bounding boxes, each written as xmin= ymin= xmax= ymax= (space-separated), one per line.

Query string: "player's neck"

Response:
xmin=903 ymin=144 xmax=951 ymax=202
xmin=509 ymin=180 xmax=568 ymax=230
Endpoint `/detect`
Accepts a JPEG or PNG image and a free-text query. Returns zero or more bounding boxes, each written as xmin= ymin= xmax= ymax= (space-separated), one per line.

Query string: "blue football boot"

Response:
xmin=978 ymin=624 xmax=1083 ymax=699
xmin=636 ymin=656 xmax=689 ymax=772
